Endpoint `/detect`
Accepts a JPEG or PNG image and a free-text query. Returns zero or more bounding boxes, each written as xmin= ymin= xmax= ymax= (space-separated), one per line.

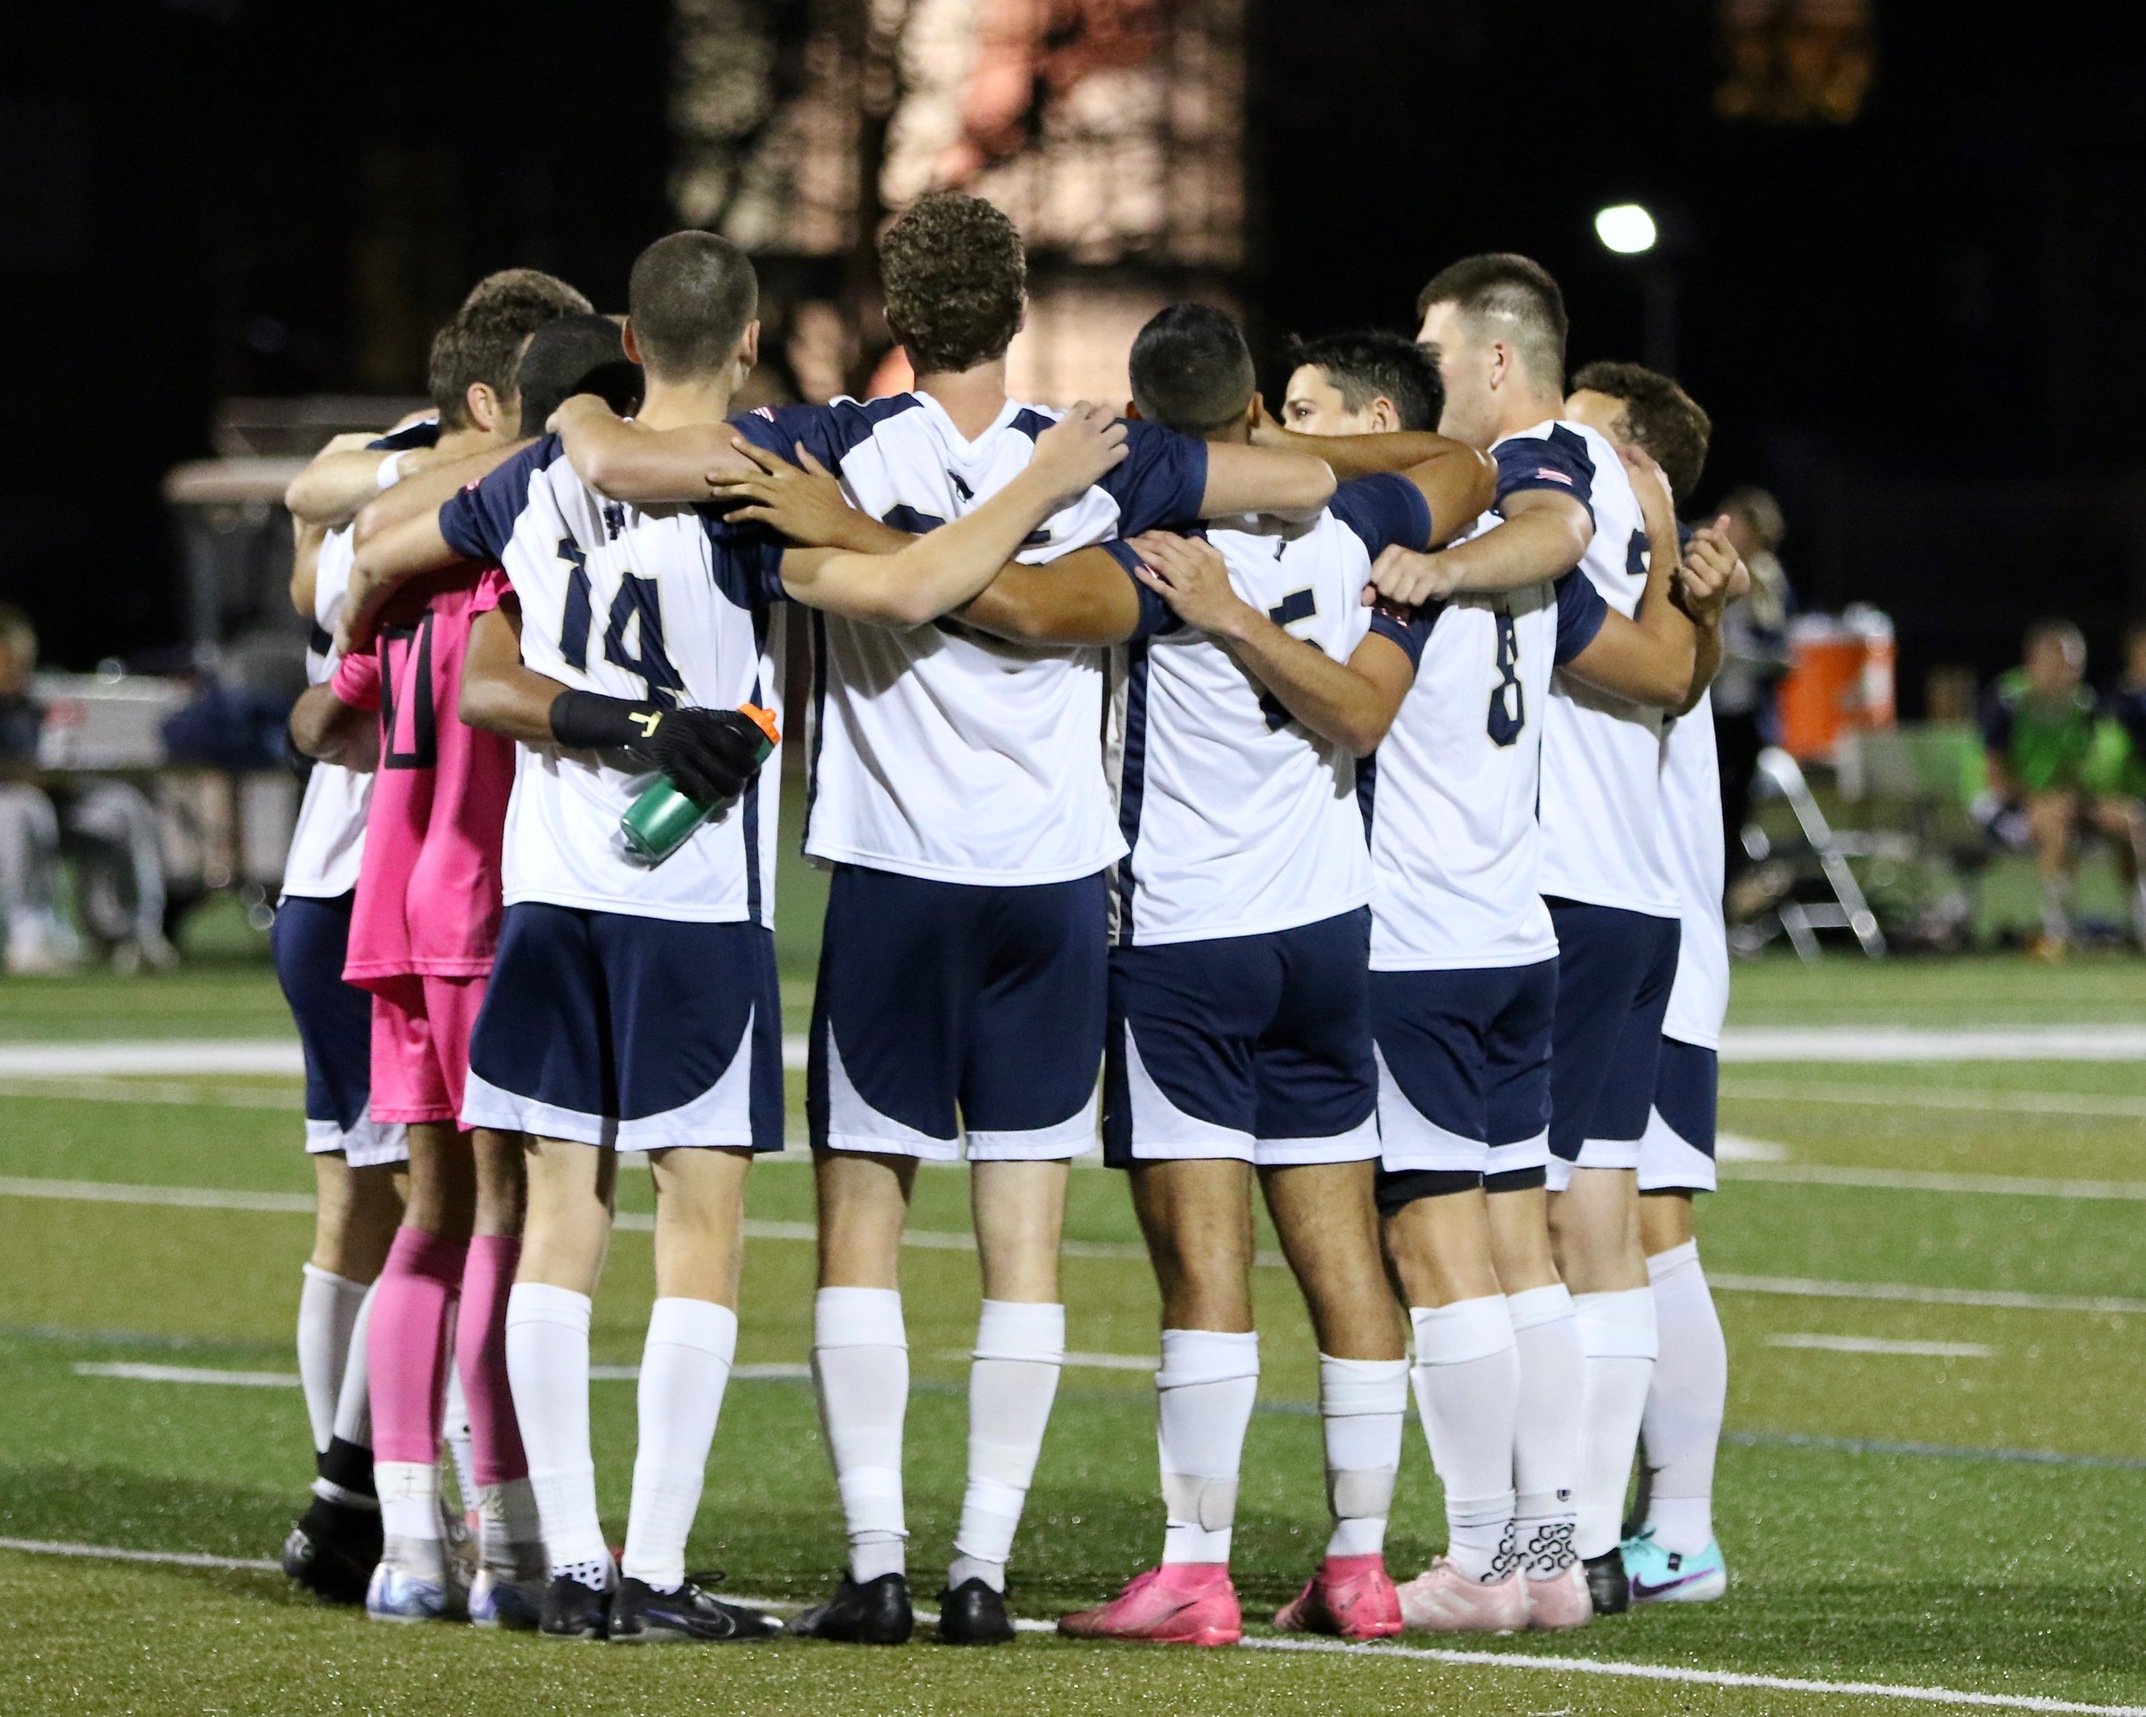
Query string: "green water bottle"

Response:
xmin=619 ymin=703 xmax=780 ymax=865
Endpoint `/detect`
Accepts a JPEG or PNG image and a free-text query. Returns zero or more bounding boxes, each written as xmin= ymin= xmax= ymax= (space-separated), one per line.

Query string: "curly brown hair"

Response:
xmin=1570 ymin=360 xmax=1712 ymax=504
xmin=430 ymin=269 xmax=592 ymax=429
xmin=880 ymin=192 xmax=1026 ymax=375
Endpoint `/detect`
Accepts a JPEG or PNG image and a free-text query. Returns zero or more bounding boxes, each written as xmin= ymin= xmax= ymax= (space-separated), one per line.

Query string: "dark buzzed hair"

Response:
xmin=628 ymin=231 xmax=760 ymax=383
xmin=1416 ymin=253 xmax=1569 ymax=393
xmin=880 ymin=192 xmax=1027 ymax=375
xmin=1571 ymin=360 xmax=1713 ymax=503
xmin=429 ymin=270 xmax=591 ymax=430
xmin=1129 ymin=303 xmax=1256 ymax=436
xmin=517 ymin=315 xmax=644 ymax=436
xmin=1282 ymin=330 xmax=1444 ymax=432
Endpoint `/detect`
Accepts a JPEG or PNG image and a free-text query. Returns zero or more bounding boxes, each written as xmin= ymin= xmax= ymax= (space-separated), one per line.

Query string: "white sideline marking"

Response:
xmin=0 ymin=1176 xmax=313 ymax=1213
xmin=939 ymin=1349 xmax=1155 ymax=1372
xmin=0 ymin=1540 xmax=2139 ymax=1713
xmin=0 ymin=1041 xmax=305 ymax=1076
xmin=1724 ymin=1078 xmax=2146 ymax=1123
xmin=74 ymin=1362 xmax=299 ymax=1387
xmin=1720 ymin=1026 xmax=2146 ymax=1063
xmin=0 ymin=1536 xmax=278 ymax=1574
xmin=1769 ymin=1334 xmax=1993 ymax=1358
xmin=1716 ymin=1131 xmax=1791 ymax=1161
xmin=1710 ymin=1272 xmax=2146 ymax=1316
xmin=1724 ymin=1162 xmax=2146 ymax=1200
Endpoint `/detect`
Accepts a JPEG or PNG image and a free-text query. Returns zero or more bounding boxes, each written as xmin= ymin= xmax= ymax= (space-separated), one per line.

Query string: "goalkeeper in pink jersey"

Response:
xmin=291 ymin=309 xmax=641 ymax=1627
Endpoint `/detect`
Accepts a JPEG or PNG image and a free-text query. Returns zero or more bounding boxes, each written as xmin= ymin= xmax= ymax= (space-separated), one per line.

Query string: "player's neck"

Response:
xmin=1486 ymin=386 xmax=1569 ymax=446
xmin=913 ymin=357 xmax=1009 ymax=441
xmin=433 ymin=426 xmax=495 ymax=461
xmin=635 ymin=375 xmax=737 ymax=432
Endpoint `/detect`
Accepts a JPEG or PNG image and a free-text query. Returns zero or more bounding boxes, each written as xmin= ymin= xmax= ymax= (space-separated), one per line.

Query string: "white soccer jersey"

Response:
xmin=281 ymin=524 xmax=373 ymax=901
xmin=1367 ymin=562 xmax=1608 ymax=970
xmin=1113 ymin=475 xmax=1433 ymax=946
xmin=736 ymin=394 xmax=1208 ymax=885
xmin=439 ymin=437 xmax=786 ymax=926
xmin=1660 ymin=688 xmax=1729 ymax=1048
xmin=1530 ymin=419 xmax=1680 ymax=917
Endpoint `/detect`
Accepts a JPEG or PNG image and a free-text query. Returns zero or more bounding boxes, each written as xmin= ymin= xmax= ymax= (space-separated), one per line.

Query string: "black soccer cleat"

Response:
xmin=1584 ymin=1549 xmax=1631 ymax=1616
xmin=539 ymin=1575 xmax=613 ymax=1641
xmin=608 ymin=1575 xmax=780 ymax=1644
xmin=933 ymin=1577 xmax=1015 ymax=1646
xmin=785 ymin=1571 xmax=914 ymax=1645
xmin=282 ymin=1495 xmax=381 ymax=1605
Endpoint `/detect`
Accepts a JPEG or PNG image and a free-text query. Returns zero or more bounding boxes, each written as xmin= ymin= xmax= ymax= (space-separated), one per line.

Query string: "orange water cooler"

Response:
xmin=1775 ymin=605 xmax=1896 ymax=762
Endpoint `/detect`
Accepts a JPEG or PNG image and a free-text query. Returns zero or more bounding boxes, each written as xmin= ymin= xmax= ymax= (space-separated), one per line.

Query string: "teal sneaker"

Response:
xmin=1621 ymin=1529 xmax=1727 ymax=1604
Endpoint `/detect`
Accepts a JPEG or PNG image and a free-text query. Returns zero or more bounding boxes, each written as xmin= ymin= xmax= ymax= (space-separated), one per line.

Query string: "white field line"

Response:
xmin=0 ymin=1538 xmax=2140 ymax=1712
xmin=1720 ymin=1026 xmax=2146 ymax=1062
xmin=11 ymin=1175 xmax=2146 ymax=1316
xmin=74 ymin=1362 xmax=299 ymax=1387
xmin=0 ymin=1041 xmax=304 ymax=1076
xmin=1724 ymin=1079 xmax=2146 ymax=1123
xmin=1723 ymin=1162 xmax=2146 ymax=1200
xmin=1768 ymin=1334 xmax=1993 ymax=1358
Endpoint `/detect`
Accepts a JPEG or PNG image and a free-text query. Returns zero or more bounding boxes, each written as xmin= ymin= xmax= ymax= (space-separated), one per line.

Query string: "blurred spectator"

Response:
xmin=1977 ymin=618 xmax=2146 ymax=958
xmin=1712 ymin=486 xmax=1794 ymax=882
xmin=0 ymin=606 xmax=175 ymax=975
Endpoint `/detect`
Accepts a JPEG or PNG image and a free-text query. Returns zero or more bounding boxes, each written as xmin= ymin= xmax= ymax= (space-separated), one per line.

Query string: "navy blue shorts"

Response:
xmin=1102 ymin=909 xmax=1378 ymax=1168
xmin=809 ymin=865 xmax=1106 ymax=1161
xmin=1371 ymin=959 xmax=1555 ymax=1208
xmin=1544 ymin=899 xmax=1681 ymax=1186
xmin=463 ymin=902 xmax=783 ymax=1152
xmin=271 ymin=893 xmax=405 ymax=1165
xmin=1639 ymin=1036 xmax=1719 ymax=1193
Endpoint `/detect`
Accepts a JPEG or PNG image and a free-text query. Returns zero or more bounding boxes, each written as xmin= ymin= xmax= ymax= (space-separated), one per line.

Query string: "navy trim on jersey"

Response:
xmin=308 ymin=622 xmax=335 ymax=657
xmin=439 ymin=435 xmax=563 ymax=564
xmin=1114 ymin=640 xmax=1153 ymax=945
xmin=732 ymin=396 xmax=927 ymax=471
xmin=1367 ymin=605 xmax=1434 ymax=669
xmin=1355 ymin=747 xmax=1377 ymax=839
xmin=1099 ymin=538 xmax=1182 ymax=641
xmin=368 ymin=419 xmax=441 ymax=453
xmin=1009 ymin=408 xmax=1054 ymax=441
xmin=1494 ymin=424 xmax=1595 ymax=523
xmin=1330 ymin=473 xmax=1435 ymax=559
xmin=1099 ymin=421 xmax=1210 ymax=535
xmin=1552 ymin=569 xmax=1608 ymax=665
xmin=698 ymin=510 xmax=790 ymax=608
xmin=804 ymin=608 xmax=829 ymax=850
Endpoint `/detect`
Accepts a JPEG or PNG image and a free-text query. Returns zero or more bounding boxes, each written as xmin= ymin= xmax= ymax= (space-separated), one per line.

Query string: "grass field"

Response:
xmin=4 ymin=920 xmax=2146 ymax=1713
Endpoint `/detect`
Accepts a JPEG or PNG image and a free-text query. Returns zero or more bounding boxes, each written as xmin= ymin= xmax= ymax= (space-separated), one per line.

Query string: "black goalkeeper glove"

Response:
xmin=549 ymin=691 xmax=768 ymax=806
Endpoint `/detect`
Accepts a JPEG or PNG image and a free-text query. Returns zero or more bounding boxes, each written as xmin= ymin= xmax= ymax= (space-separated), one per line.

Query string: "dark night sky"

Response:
xmin=6 ymin=1 xmax=2146 ymax=706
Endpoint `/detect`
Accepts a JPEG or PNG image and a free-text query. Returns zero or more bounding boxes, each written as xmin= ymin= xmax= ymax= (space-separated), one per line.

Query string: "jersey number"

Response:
xmin=1486 ymin=613 xmax=1524 ymax=747
xmin=378 ymin=614 xmax=437 ymax=771
xmin=557 ymin=538 xmax=686 ymax=707
xmin=1258 ymin=587 xmax=1319 ymax=732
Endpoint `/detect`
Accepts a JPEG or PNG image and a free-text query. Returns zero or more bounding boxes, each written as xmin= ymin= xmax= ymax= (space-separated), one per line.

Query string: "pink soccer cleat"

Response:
xmin=1058 ymin=1563 xmax=1242 ymax=1646
xmin=1272 ymin=1553 xmax=1403 ymax=1641
xmin=1523 ymin=1564 xmax=1594 ymax=1631
xmin=1394 ymin=1558 xmax=1528 ymax=1634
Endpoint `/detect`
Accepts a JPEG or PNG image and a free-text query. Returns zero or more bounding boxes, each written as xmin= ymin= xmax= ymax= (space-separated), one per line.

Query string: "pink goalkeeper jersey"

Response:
xmin=333 ymin=565 xmax=516 ymax=985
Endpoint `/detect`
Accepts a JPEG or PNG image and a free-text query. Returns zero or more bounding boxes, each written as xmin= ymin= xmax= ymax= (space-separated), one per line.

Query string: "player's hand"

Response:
xmin=1125 ymin=532 xmax=1251 ymax=637
xmin=1025 ymin=402 xmax=1129 ymax=504
xmin=546 ymin=393 xmax=617 ymax=435
xmin=632 ymin=706 xmax=769 ymax=805
xmin=1617 ymin=442 xmax=1676 ymax=530
xmin=1674 ymin=516 xmax=1744 ymax=625
xmin=710 ymin=437 xmax=875 ymax=549
xmin=1365 ymin=544 xmax=1460 ymax=607
xmin=334 ymin=572 xmax=386 ymax=658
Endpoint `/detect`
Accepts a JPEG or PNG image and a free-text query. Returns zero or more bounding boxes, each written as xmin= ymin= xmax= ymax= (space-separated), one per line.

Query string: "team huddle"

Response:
xmin=272 ymin=190 xmax=1743 ymax=1649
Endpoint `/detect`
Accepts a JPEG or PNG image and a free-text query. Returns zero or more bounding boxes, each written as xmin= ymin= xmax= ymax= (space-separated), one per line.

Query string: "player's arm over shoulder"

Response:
xmin=551 ymin=396 xmax=767 ymax=504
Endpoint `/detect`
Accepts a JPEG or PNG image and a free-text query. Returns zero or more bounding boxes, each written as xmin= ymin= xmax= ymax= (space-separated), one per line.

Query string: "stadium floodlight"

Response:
xmin=1594 ymin=203 xmax=1658 ymax=255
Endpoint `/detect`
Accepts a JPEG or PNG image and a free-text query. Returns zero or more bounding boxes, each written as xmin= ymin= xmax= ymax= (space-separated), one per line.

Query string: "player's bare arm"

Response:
xmin=290 ymin=517 xmax=327 ymax=620
xmin=282 ymin=431 xmax=402 ymax=526
xmin=339 ymin=511 xmax=463 ymax=655
xmin=287 ymin=682 xmax=378 ymax=771
xmin=1558 ymin=449 xmax=1702 ymax=709
xmin=706 ymin=438 xmax=910 ymax=555
xmin=1254 ymin=417 xmax=1498 ymax=542
xmin=1668 ymin=517 xmax=1743 ymax=716
xmin=1128 ymin=531 xmax=1415 ymax=756
xmin=1366 ymin=486 xmax=1593 ymax=607
xmin=351 ymin=439 xmax=532 ymax=545
xmin=775 ymin=403 xmax=1130 ymax=626
xmin=458 ymin=602 xmax=566 ymax=746
xmin=550 ymin=394 xmax=761 ymax=504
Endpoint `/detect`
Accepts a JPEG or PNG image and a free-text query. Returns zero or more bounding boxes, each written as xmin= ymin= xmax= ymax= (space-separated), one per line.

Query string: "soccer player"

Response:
xmin=351 ymin=228 xmax=1134 ymax=1645
xmin=291 ymin=279 xmax=595 ymax=1626
xmin=1565 ymin=363 xmax=1741 ymax=1605
xmin=548 ymin=194 xmax=1337 ymax=1646
xmin=1286 ymin=331 xmax=1731 ymax=1631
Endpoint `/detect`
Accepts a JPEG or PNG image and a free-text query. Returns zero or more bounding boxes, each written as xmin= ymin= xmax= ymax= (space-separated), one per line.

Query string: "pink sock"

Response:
xmin=367 ymin=1227 xmax=469 ymax=1468
xmin=457 ymin=1235 xmax=528 ymax=1485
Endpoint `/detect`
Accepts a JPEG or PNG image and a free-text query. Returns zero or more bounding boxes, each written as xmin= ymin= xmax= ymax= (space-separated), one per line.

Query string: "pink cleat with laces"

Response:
xmin=1394 ymin=1558 xmax=1529 ymax=1634
xmin=1058 ymin=1563 xmax=1242 ymax=1646
xmin=1523 ymin=1563 xmax=1593 ymax=1630
xmin=1273 ymin=1553 xmax=1403 ymax=1641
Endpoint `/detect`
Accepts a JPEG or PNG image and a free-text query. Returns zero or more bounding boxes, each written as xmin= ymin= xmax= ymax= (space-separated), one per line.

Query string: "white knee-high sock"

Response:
xmin=949 ymin=1300 xmax=1064 ymax=1593
xmin=622 ymin=1298 xmax=738 ymax=1591
xmin=506 ymin=1282 xmax=609 ymax=1587
xmin=813 ymin=1287 xmax=909 ymax=1583
xmin=297 ymin=1265 xmax=367 ymax=1456
xmin=1574 ymin=1287 xmax=1658 ymax=1560
xmin=1409 ymin=1297 xmax=1519 ymax=1580
xmin=1506 ymin=1284 xmax=1582 ymax=1579
xmin=1642 ymin=1242 xmax=1726 ymax=1555
xmin=1157 ymin=1329 xmax=1259 ymax=1566
xmin=1320 ymin=1354 xmax=1408 ymax=1560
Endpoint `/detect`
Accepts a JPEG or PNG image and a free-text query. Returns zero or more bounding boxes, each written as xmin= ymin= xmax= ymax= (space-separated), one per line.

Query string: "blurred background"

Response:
xmin=2 ymin=0 xmax=2144 ymax=961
